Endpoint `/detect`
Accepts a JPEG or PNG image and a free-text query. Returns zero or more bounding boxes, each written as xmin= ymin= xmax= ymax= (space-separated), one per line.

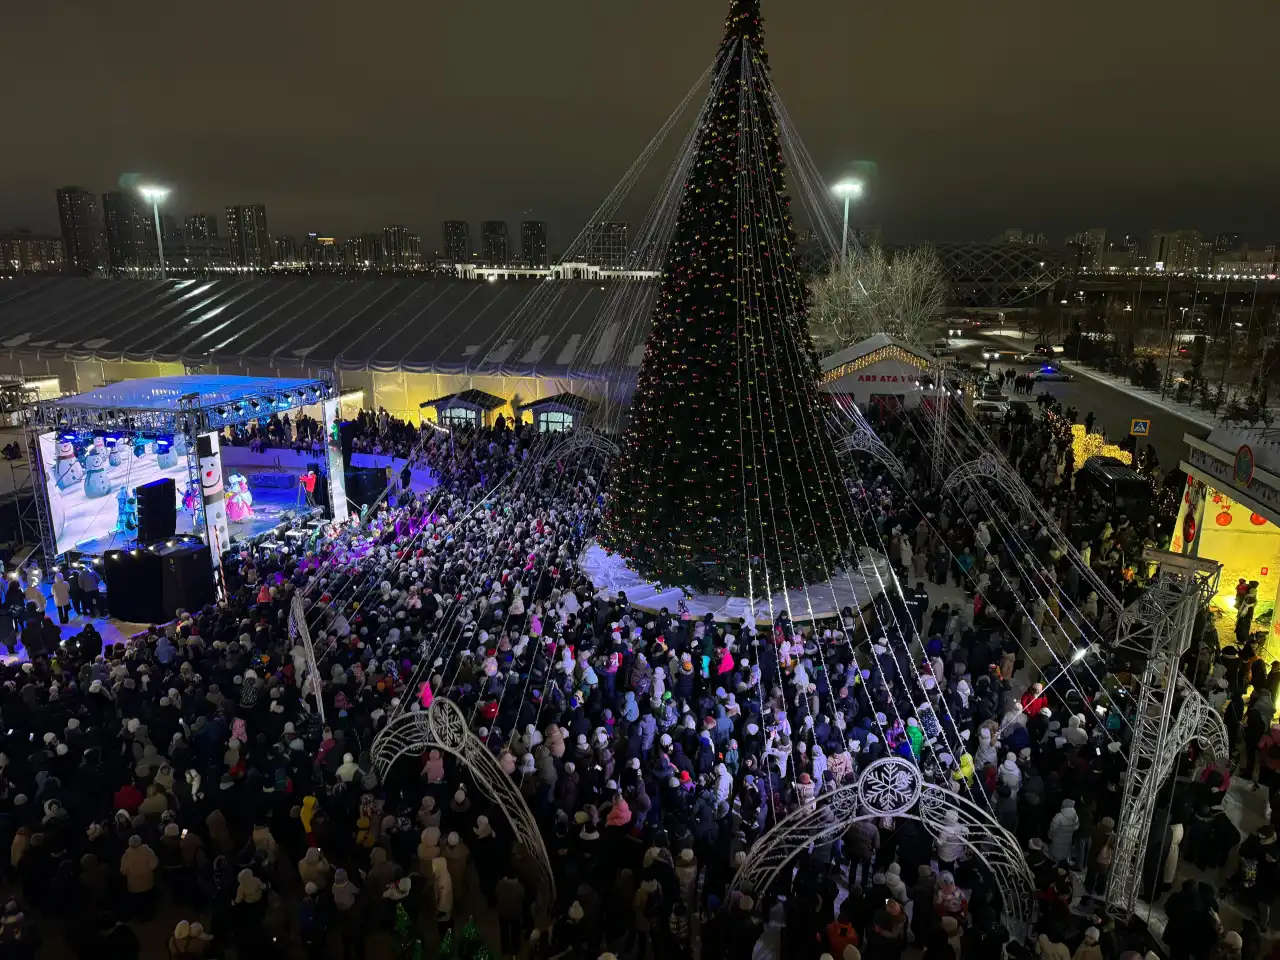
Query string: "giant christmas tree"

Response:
xmin=601 ymin=0 xmax=849 ymax=594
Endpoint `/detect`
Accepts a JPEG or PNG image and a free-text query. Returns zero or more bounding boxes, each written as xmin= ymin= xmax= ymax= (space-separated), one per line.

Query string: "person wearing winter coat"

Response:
xmin=443 ymin=832 xmax=471 ymax=915
xmin=846 ymin=818 xmax=880 ymax=888
xmin=936 ymin=810 xmax=967 ymax=871
xmin=1162 ymin=822 xmax=1185 ymax=892
xmin=417 ymin=826 xmax=442 ymax=871
xmin=298 ymin=846 xmax=332 ymax=891
xmin=1047 ymin=799 xmax=1079 ymax=865
xmin=119 ymin=835 xmax=159 ymax=920
xmin=251 ymin=823 xmax=278 ymax=868
xmin=1035 ymin=933 xmax=1071 ymax=960
xmin=432 ymin=857 xmax=454 ymax=934
xmin=1084 ymin=818 xmax=1115 ymax=895
xmin=675 ymin=847 xmax=698 ymax=910
xmin=496 ymin=870 xmax=527 ymax=959
xmin=1071 ymin=927 xmax=1103 ymax=960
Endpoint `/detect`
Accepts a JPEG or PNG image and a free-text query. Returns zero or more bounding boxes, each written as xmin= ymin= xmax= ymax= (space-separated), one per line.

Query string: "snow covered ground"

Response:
xmin=580 ymin=540 xmax=893 ymax=624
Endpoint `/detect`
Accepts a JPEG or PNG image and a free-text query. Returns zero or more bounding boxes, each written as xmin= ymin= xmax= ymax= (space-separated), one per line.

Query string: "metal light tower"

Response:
xmin=138 ymin=184 xmax=170 ymax=280
xmin=1105 ymin=549 xmax=1222 ymax=917
xmin=832 ymin=179 xmax=863 ymax=264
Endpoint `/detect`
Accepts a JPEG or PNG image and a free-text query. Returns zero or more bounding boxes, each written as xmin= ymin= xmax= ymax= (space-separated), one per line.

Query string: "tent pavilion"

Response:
xmin=819 ymin=333 xmax=936 ymax=413
xmin=0 ymin=275 xmax=660 ymax=429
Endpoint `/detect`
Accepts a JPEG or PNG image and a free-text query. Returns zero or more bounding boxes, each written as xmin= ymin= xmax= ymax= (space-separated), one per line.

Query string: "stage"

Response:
xmin=580 ymin=540 xmax=894 ymax=624
xmin=67 ymin=476 xmax=323 ymax=557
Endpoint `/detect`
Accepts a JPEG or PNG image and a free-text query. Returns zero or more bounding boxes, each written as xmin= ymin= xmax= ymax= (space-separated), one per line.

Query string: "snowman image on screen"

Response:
xmin=83 ymin=439 xmax=112 ymax=499
xmin=197 ymin=434 xmax=230 ymax=555
xmin=53 ymin=440 xmax=84 ymax=490
xmin=156 ymin=439 xmax=178 ymax=470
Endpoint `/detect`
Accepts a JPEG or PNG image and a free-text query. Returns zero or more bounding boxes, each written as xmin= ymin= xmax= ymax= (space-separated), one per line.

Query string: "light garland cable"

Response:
xmin=847 ymin=400 xmax=1126 ymax=739
xmin=732 ymin=41 xmax=804 ymax=801
xmin=467 ymin=443 xmax=614 ymax=736
xmin=946 ymin=405 xmax=1124 ymax=617
xmin=739 ymin=71 xmax=958 ymax=782
xmin=914 ymin=407 xmax=1127 ymax=702
xmin=734 ymin=41 xmax=915 ymax=796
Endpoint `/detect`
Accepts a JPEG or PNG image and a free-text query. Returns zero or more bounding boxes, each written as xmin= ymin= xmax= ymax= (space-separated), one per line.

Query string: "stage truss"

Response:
xmin=1105 ymin=551 xmax=1224 ymax=917
xmin=22 ymin=374 xmax=339 ymax=565
xmin=731 ymin=757 xmax=1034 ymax=936
xmin=371 ymin=698 xmax=556 ymax=924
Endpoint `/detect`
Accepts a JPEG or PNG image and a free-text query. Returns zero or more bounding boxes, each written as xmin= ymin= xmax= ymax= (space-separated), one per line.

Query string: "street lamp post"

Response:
xmin=832 ymin=179 xmax=864 ymax=265
xmin=138 ymin=185 xmax=170 ymax=280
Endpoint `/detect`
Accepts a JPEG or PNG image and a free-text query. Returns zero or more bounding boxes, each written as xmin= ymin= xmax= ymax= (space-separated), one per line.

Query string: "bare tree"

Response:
xmin=808 ymin=244 xmax=951 ymax=355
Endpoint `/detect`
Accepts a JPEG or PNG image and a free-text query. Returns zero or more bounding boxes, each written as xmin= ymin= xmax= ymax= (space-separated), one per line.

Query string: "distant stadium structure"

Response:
xmin=0 ymin=275 xmax=659 ymax=430
xmin=930 ymin=242 xmax=1064 ymax=308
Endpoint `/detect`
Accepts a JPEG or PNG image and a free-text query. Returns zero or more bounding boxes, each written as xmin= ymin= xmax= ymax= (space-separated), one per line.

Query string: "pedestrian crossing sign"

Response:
xmin=1130 ymin=419 xmax=1151 ymax=436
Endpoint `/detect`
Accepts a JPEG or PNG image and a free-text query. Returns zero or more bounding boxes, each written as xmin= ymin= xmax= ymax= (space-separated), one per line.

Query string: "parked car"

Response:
xmin=973 ymin=400 xmax=1008 ymax=421
xmin=978 ymin=381 xmax=1007 ymax=401
xmin=1033 ymin=365 xmax=1073 ymax=382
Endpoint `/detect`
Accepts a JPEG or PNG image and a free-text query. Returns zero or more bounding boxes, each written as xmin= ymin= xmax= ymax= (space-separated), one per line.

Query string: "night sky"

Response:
xmin=3 ymin=0 xmax=1278 ymax=247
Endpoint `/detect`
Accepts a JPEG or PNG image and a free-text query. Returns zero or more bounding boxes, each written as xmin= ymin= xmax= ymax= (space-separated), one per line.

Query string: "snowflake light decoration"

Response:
xmin=857 ymin=757 xmax=922 ymax=816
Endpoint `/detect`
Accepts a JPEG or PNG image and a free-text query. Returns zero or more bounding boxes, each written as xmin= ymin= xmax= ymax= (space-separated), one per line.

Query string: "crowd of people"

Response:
xmin=0 ymin=397 xmax=1269 ymax=960
xmin=220 ymin=412 xmax=327 ymax=455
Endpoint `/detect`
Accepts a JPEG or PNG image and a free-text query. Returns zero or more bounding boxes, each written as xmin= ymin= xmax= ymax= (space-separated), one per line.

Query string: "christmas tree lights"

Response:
xmin=601 ymin=0 xmax=849 ymax=592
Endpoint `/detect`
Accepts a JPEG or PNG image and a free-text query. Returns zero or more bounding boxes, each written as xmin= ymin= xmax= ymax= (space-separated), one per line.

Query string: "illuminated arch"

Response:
xmin=732 ymin=757 xmax=1034 ymax=936
xmin=371 ymin=698 xmax=556 ymax=923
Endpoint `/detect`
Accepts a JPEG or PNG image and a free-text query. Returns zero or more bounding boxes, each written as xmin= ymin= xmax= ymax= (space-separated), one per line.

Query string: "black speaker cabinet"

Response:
xmin=344 ymin=466 xmax=386 ymax=512
xmin=105 ymin=542 xmax=214 ymax=623
xmin=306 ymin=461 xmax=329 ymax=516
xmin=136 ymin=477 xmax=177 ymax=544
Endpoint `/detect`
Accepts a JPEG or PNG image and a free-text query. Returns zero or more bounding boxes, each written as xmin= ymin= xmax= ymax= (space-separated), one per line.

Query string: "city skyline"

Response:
xmin=2 ymin=1 xmax=1278 ymax=245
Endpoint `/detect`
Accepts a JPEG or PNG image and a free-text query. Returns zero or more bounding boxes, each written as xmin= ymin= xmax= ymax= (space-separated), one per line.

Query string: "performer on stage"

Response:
xmin=225 ymin=474 xmax=255 ymax=523
xmin=298 ymin=469 xmax=317 ymax=507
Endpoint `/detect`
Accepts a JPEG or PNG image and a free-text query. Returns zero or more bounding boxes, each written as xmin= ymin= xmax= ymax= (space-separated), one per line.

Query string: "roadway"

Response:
xmin=947 ymin=332 xmax=1210 ymax=472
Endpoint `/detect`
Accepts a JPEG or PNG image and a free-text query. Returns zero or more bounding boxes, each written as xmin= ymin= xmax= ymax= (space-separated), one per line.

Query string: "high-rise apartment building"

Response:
xmin=587 ymin=221 xmax=629 ymax=268
xmin=102 ymin=191 xmax=150 ymax=269
xmin=1070 ymin=228 xmax=1106 ymax=270
xmin=481 ymin=221 xmax=509 ymax=265
xmin=347 ymin=233 xmax=384 ymax=266
xmin=382 ymin=225 xmax=420 ymax=268
xmin=185 ymin=214 xmax=220 ymax=240
xmin=55 ymin=186 xmax=102 ymax=271
xmin=225 ymin=204 xmax=272 ymax=268
xmin=1149 ymin=229 xmax=1201 ymax=272
xmin=1213 ymin=232 xmax=1241 ymax=256
xmin=0 ymin=231 xmax=65 ymax=273
xmin=274 ymin=235 xmax=298 ymax=264
xmin=521 ymin=221 xmax=548 ymax=267
xmin=1000 ymin=228 xmax=1048 ymax=246
xmin=442 ymin=221 xmax=470 ymax=264
xmin=301 ymin=233 xmax=340 ymax=266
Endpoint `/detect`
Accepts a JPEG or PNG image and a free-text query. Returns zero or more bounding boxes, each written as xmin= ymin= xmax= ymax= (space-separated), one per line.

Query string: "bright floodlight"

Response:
xmin=138 ymin=184 xmax=170 ymax=202
xmin=832 ymin=179 xmax=864 ymax=199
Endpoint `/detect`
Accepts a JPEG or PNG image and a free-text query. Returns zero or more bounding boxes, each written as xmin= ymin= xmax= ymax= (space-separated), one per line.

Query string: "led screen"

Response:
xmin=39 ymin=431 xmax=189 ymax=555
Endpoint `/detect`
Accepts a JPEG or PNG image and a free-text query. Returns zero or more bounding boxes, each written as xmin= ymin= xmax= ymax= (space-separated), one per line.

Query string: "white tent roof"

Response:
xmin=820 ymin=333 xmax=934 ymax=373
